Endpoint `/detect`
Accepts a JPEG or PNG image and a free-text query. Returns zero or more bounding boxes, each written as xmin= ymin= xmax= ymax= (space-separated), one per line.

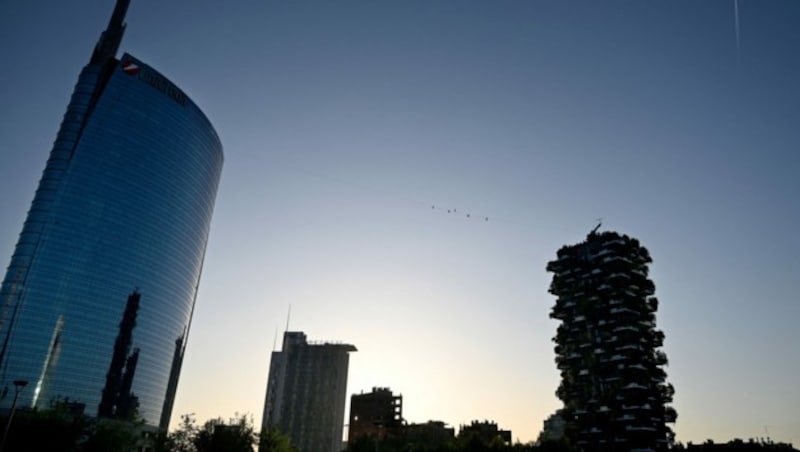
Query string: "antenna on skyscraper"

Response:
xmin=285 ymin=305 xmax=291 ymax=333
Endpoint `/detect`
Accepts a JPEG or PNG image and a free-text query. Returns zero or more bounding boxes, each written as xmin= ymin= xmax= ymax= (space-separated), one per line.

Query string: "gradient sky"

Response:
xmin=1 ymin=0 xmax=799 ymax=444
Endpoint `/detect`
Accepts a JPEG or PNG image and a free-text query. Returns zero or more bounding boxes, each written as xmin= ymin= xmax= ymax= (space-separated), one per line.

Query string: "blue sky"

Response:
xmin=1 ymin=0 xmax=799 ymax=444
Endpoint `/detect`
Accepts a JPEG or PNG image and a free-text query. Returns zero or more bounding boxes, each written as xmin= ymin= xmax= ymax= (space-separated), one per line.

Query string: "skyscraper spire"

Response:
xmin=90 ymin=0 xmax=131 ymax=64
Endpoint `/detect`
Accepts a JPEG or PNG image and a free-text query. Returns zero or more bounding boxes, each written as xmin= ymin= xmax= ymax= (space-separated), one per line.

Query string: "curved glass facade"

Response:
xmin=0 ymin=52 xmax=223 ymax=427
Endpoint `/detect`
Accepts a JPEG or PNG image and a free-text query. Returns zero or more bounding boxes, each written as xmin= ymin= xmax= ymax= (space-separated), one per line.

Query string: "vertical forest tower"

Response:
xmin=547 ymin=230 xmax=676 ymax=450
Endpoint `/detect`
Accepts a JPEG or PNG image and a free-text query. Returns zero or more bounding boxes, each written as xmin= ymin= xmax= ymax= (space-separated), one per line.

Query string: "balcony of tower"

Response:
xmin=602 ymin=254 xmax=633 ymax=265
xmin=622 ymin=382 xmax=648 ymax=391
xmin=651 ymin=374 xmax=668 ymax=383
xmin=601 ymin=237 xmax=626 ymax=247
xmin=607 ymin=272 xmax=631 ymax=281
xmin=616 ymin=343 xmax=642 ymax=352
xmin=610 ymin=306 xmax=639 ymax=316
xmin=612 ymin=325 xmax=639 ymax=334
xmin=638 ymin=319 xmax=655 ymax=328
xmin=588 ymin=246 xmax=613 ymax=260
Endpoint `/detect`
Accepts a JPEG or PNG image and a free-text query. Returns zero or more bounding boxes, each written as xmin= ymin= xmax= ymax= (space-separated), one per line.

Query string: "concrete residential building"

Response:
xmin=262 ymin=331 xmax=356 ymax=452
xmin=0 ymin=0 xmax=223 ymax=429
xmin=348 ymin=387 xmax=403 ymax=444
xmin=537 ymin=410 xmax=566 ymax=443
xmin=546 ymin=230 xmax=676 ymax=450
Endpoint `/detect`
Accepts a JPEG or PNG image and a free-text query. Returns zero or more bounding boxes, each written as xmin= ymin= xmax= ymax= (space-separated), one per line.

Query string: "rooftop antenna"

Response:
xmin=590 ymin=218 xmax=603 ymax=234
xmin=285 ymin=305 xmax=291 ymax=333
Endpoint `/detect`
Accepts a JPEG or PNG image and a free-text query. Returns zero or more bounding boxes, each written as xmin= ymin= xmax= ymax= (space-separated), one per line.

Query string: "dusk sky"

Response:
xmin=1 ymin=0 xmax=799 ymax=444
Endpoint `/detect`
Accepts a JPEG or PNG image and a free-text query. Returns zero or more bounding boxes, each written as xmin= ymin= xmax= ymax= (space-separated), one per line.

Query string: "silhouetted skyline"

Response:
xmin=1 ymin=1 xmax=798 ymax=443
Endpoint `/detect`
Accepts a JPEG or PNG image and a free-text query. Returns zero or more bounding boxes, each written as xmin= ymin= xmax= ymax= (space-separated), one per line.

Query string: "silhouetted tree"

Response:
xmin=535 ymin=438 xmax=575 ymax=452
xmin=193 ymin=414 xmax=257 ymax=452
xmin=0 ymin=407 xmax=87 ymax=451
xmin=82 ymin=416 xmax=143 ymax=452
xmin=159 ymin=413 xmax=198 ymax=452
xmin=259 ymin=427 xmax=296 ymax=452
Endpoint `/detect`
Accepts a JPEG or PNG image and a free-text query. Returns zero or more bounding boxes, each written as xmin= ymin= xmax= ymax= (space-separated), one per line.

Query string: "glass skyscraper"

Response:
xmin=0 ymin=0 xmax=223 ymax=429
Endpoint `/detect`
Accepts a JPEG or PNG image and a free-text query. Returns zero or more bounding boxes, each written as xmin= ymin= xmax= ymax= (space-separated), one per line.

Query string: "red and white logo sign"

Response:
xmin=122 ymin=61 xmax=139 ymax=75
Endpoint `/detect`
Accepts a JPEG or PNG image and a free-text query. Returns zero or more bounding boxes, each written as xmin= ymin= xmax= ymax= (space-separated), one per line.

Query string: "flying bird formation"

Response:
xmin=431 ymin=205 xmax=488 ymax=222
